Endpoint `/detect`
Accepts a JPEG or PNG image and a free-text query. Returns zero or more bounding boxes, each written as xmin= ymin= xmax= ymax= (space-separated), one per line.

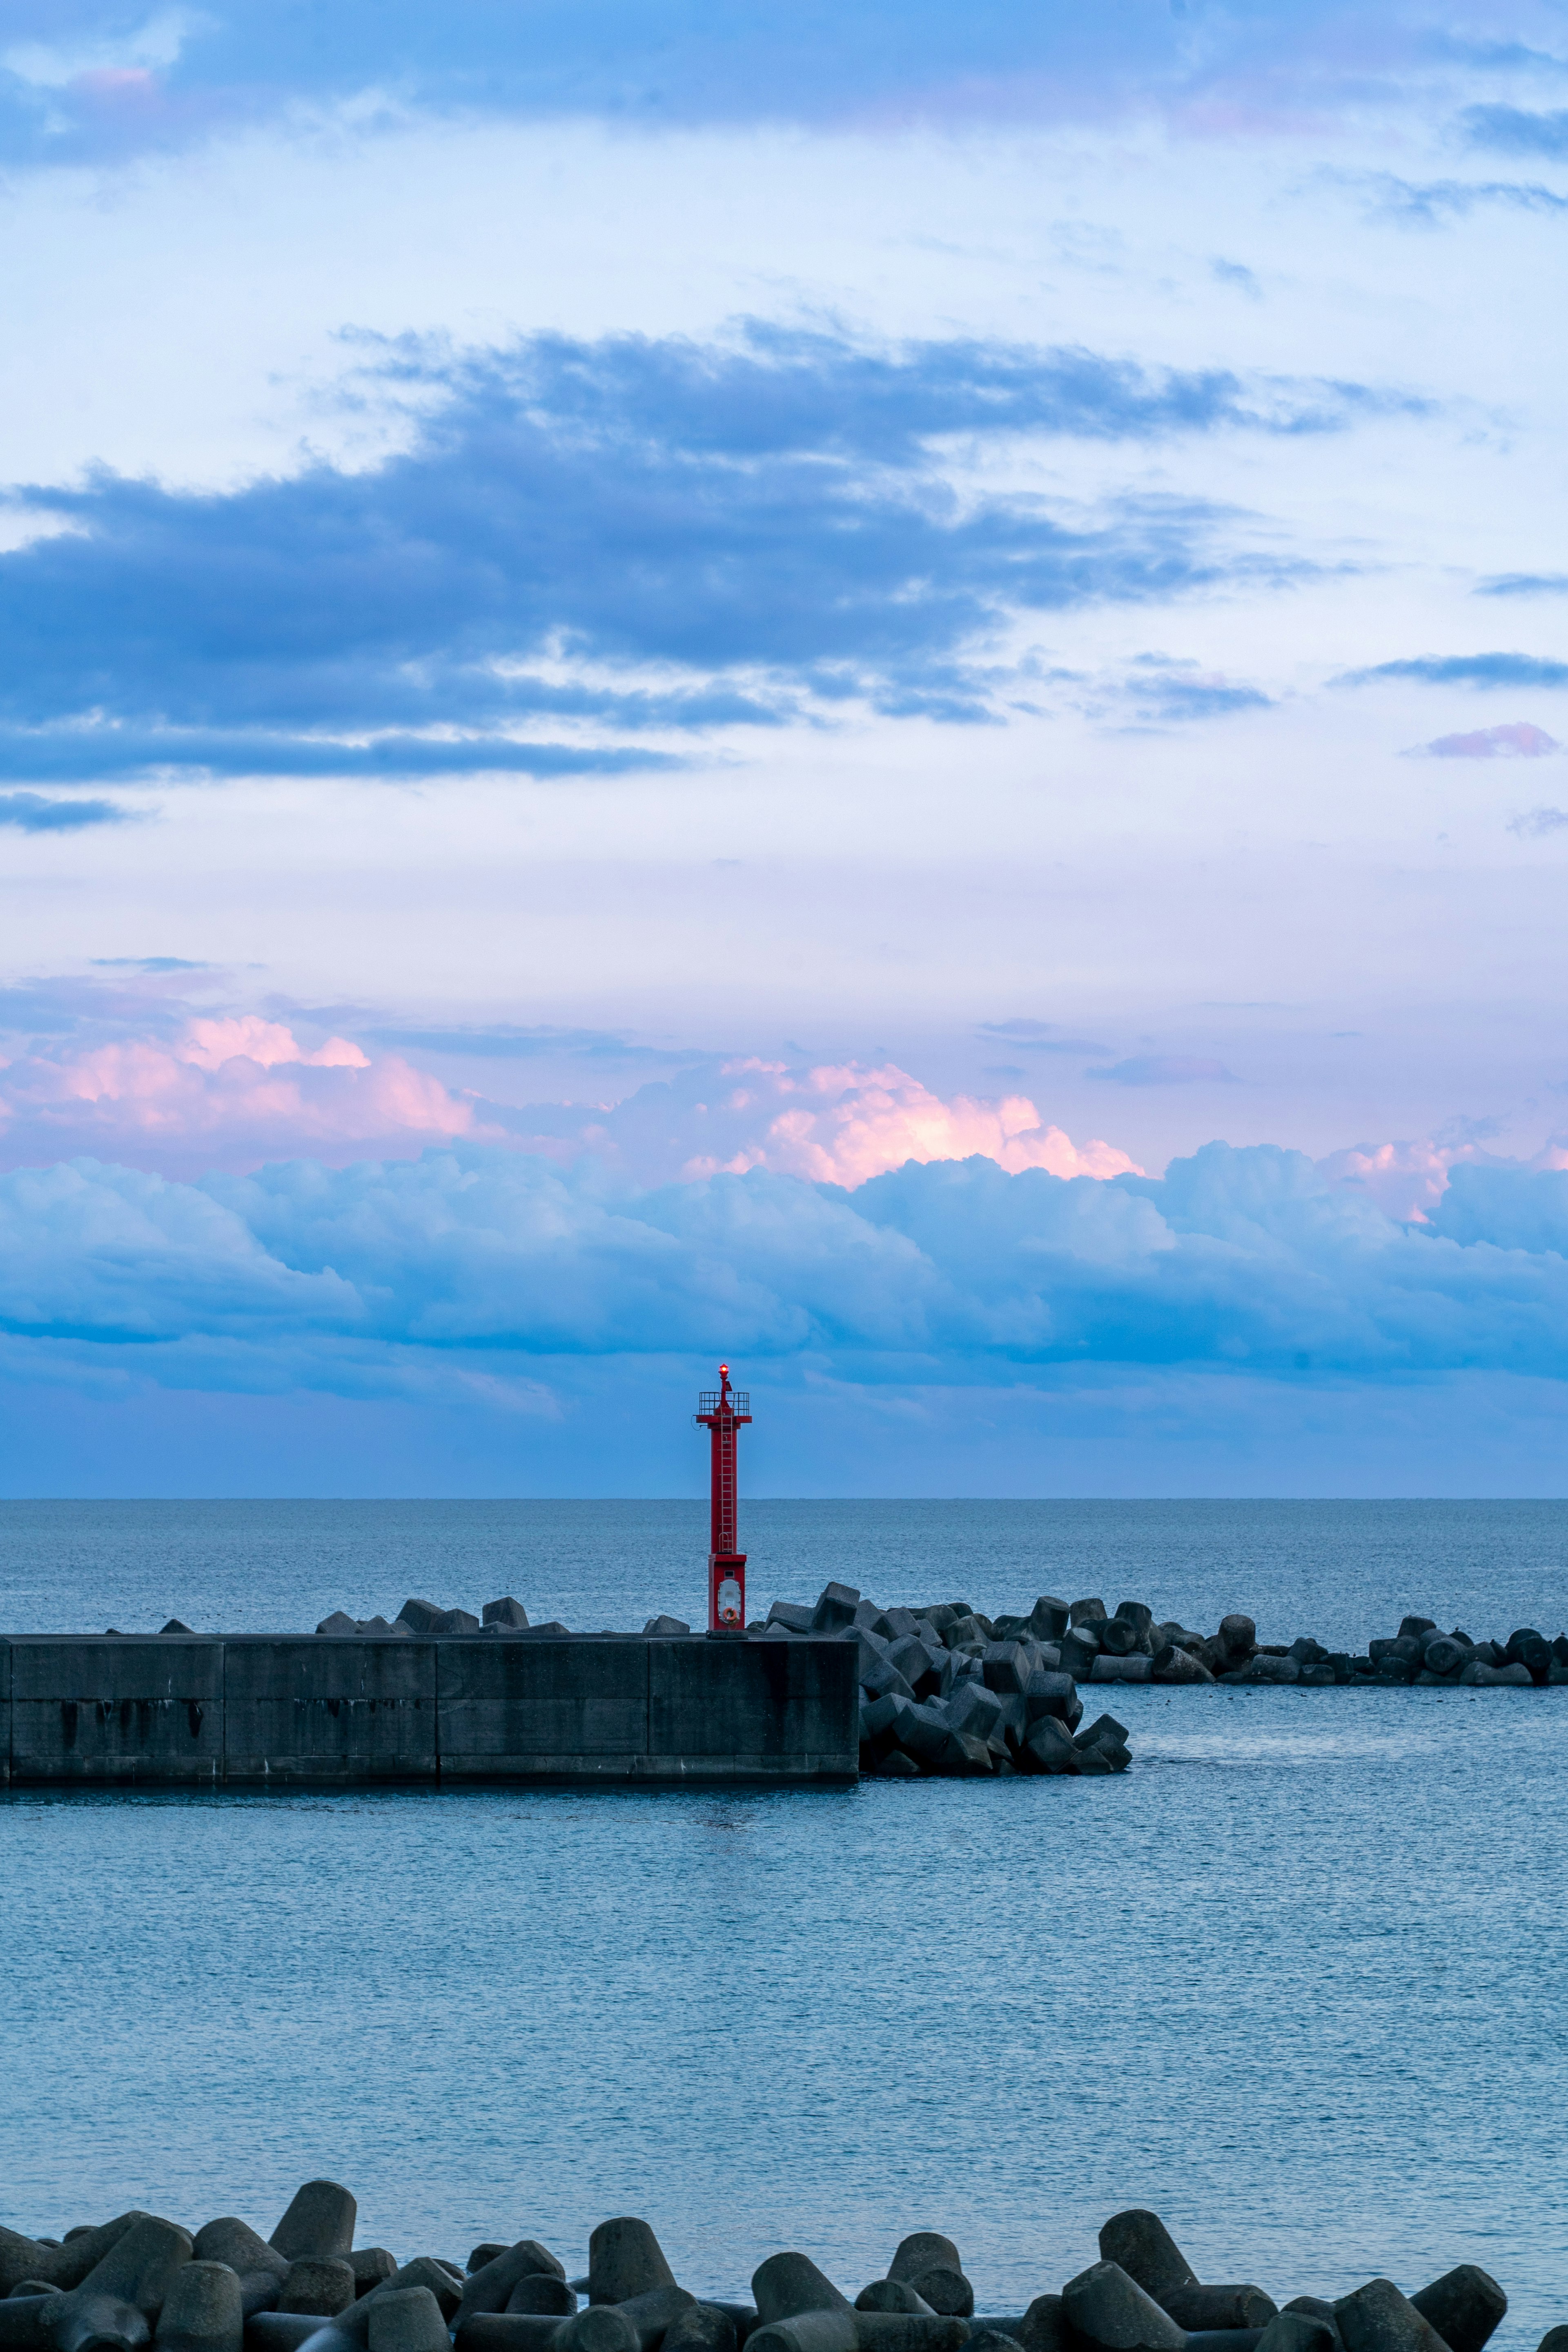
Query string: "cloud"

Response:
xmin=1350 ymin=172 xmax=1568 ymax=223
xmin=1340 ymin=653 xmax=1568 ymax=689
xmin=1476 ymin=573 xmax=1568 ymax=596
xmin=1086 ymin=1055 xmax=1238 ymax=1086
xmin=1507 ymin=806 xmax=1568 ymax=837
xmin=0 ymin=978 xmax=1140 ymax=1190
xmin=976 ymin=1020 xmax=1116 ymax=1056
xmin=0 ymin=323 xmax=1414 ymax=776
xmin=12 ymin=1140 xmax=1568 ymax=1407
xmin=361 ymin=1023 xmax=691 ymax=1064
xmin=1461 ymin=104 xmax=1568 ymax=158
xmin=0 ymin=790 xmax=127 ymax=830
xmin=0 ymin=1009 xmax=489 ymax=1178
xmin=0 ymin=2 xmax=1513 ymax=168
xmin=1119 ymin=656 xmax=1272 ymax=724
xmin=675 ymin=1060 xmax=1140 ymax=1185
xmin=1418 ymin=722 xmax=1559 ymax=757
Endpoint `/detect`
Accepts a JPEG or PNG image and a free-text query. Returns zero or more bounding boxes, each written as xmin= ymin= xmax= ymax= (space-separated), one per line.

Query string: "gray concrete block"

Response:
xmin=79 ymin=2220 xmax=194 ymax=2314
xmin=902 ymin=2279 xmax=969 ymax=2323
xmin=278 ymin=2270 xmax=355 ymax=2321
xmin=766 ymin=1604 xmax=813 ymax=1633
xmin=852 ymin=2294 xmax=931 ymax=2320
xmin=662 ymin=2310 xmax=739 ymax=2352
xmin=746 ymin=2321 xmax=858 ymax=2352
xmin=351 ymin=2260 xmax=398 ymax=2301
xmin=852 ymin=2323 xmax=967 ymax=2352
xmin=752 ymin=2261 xmax=851 ymax=2326
xmin=883 ymin=2251 xmax=955 ymax=2301
xmin=52 ymin=2226 xmax=154 ymax=2301
xmin=1015 ymin=2297 xmax=1070 ymax=2352
xmin=1163 ymin=2290 xmax=1276 ymax=2332
xmin=224 ymin=1641 xmax=437 ymax=1785
xmin=454 ymin=2323 xmax=564 ymax=2352
xmin=557 ymin=2314 xmax=640 ymax=2352
xmin=368 ymin=2292 xmax=448 ymax=2352
xmin=1256 ymin=2316 xmax=1339 ymax=2352
xmin=316 ymin=1617 xmax=359 ymax=1638
xmin=245 ymin=2317 xmax=336 ymax=2352
xmin=1409 ymin=2270 xmax=1506 ymax=2352
xmin=3 ymin=2222 xmax=147 ymax=2301
xmin=192 ymin=2231 xmax=285 ymax=2291
xmin=615 ymin=2290 xmax=695 ymax=2352
xmin=1335 ymin=2283 xmax=1451 ymax=2352
xmin=504 ymin=2281 xmax=574 ymax=2320
xmin=9 ymin=1642 xmax=223 ymax=1786
xmin=587 ymin=2225 xmax=674 ymax=2312
xmin=53 ymin=2294 xmax=152 ymax=2352
xmin=396 ymin=1601 xmax=449 ymax=1634
xmin=269 ymin=2189 xmax=356 ymax=2269
xmin=0 ymin=2295 xmax=61 ymax=2352
xmin=642 ymin=1618 xmax=690 ymax=1638
xmin=458 ymin=2245 xmax=565 ymax=2332
xmin=1090 ymin=1655 xmax=1151 ymax=1684
xmin=483 ymin=1600 xmax=530 ymax=1628
xmin=1063 ymin=2266 xmax=1184 ymax=2352
xmin=157 ymin=2266 xmax=243 ymax=2352
xmin=810 ymin=1584 xmax=860 ymax=1634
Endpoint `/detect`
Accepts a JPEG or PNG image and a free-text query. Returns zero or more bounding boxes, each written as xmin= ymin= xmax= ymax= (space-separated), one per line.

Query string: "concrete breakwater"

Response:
xmin=0 ymin=2190 xmax=1550 ymax=2352
xmin=0 ymin=1633 xmax=857 ymax=1788
xmin=750 ymin=1584 xmax=1568 ymax=1780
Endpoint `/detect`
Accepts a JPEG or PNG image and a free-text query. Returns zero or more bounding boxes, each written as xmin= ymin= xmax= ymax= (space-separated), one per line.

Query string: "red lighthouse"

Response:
xmin=695 ymin=1363 xmax=752 ymax=1633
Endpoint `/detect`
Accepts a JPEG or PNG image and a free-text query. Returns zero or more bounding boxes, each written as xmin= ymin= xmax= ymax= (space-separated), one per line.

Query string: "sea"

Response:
xmin=2 ymin=1499 xmax=1565 ymax=2344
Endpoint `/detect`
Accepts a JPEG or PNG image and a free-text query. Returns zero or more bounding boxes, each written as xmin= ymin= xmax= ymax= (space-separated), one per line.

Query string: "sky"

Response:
xmin=2 ymin=0 xmax=1568 ymax=1494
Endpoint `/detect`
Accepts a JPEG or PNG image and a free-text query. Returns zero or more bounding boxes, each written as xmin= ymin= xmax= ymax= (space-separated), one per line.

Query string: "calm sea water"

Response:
xmin=2 ymin=1502 xmax=1566 ymax=2346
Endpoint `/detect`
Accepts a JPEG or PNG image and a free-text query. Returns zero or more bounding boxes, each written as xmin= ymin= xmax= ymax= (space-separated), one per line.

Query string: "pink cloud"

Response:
xmin=682 ymin=1060 xmax=1141 ymax=1185
xmin=1422 ymin=722 xmax=1559 ymax=759
xmin=0 ymin=982 xmax=1145 ymax=1191
xmin=1317 ymin=1138 xmax=1462 ymax=1221
xmin=0 ymin=1016 xmax=486 ymax=1177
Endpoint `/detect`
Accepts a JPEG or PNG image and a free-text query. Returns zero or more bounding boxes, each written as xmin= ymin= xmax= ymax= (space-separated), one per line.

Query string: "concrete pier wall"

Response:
xmin=0 ymin=1634 xmax=859 ymax=1788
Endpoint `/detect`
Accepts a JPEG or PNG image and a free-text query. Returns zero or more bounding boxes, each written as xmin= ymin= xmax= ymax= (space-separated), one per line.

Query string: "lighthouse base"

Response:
xmin=708 ymin=1550 xmax=747 ymax=1634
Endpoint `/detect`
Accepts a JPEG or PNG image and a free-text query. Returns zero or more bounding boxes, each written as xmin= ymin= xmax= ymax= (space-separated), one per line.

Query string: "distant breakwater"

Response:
xmin=8 ymin=1586 xmax=1563 ymax=1791
xmin=0 ymin=2189 xmax=1552 ymax=2352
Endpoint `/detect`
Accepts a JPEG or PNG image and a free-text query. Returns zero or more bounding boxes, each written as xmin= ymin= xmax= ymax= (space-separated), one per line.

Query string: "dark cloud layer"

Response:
xmin=0 ymin=325 xmax=1403 ymax=782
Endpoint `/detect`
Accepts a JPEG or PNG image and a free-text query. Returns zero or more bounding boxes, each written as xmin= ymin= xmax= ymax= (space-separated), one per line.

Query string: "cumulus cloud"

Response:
xmin=1418 ymin=722 xmax=1559 ymax=757
xmin=1508 ymin=806 xmax=1568 ymax=837
xmin=0 ymin=323 xmax=1416 ymax=779
xmin=9 ymin=1140 xmax=1568 ymax=1405
xmin=0 ymin=980 xmax=1138 ymax=1190
xmin=0 ymin=1010 xmax=488 ymax=1177
xmin=676 ymin=1060 xmax=1138 ymax=1185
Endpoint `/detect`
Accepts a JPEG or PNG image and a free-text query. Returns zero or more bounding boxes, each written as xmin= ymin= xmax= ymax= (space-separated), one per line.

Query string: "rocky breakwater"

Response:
xmin=1 ymin=2193 xmax=1557 ymax=2352
xmin=755 ymin=1584 xmax=1131 ymax=1780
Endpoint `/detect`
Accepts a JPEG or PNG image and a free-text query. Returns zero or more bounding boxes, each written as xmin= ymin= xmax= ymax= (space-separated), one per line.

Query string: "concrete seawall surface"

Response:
xmin=0 ymin=1634 xmax=860 ymax=1788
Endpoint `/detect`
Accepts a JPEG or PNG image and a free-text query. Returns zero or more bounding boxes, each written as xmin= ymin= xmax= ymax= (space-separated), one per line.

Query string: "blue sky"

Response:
xmin=1 ymin=0 xmax=1567 ymax=1492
